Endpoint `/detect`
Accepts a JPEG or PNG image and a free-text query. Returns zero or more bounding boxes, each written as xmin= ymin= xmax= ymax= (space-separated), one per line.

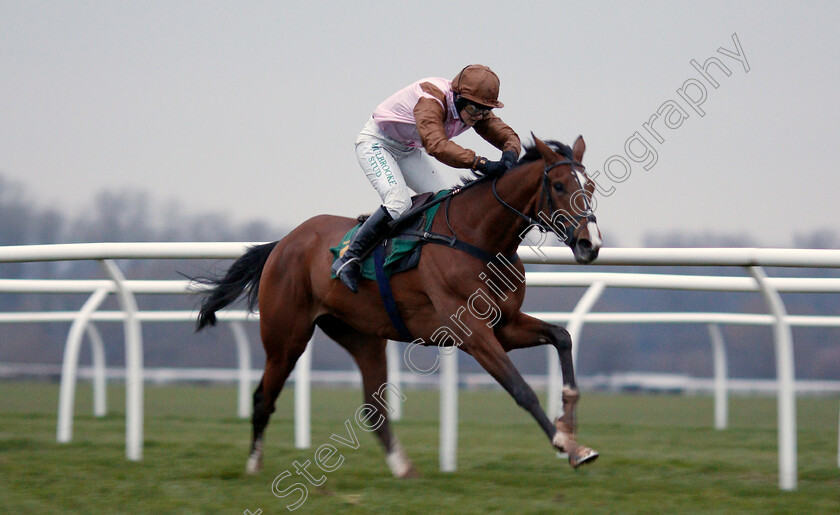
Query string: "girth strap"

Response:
xmin=372 ymin=243 xmax=414 ymax=342
xmin=370 ymin=229 xmax=520 ymax=343
xmin=400 ymin=229 xmax=520 ymax=268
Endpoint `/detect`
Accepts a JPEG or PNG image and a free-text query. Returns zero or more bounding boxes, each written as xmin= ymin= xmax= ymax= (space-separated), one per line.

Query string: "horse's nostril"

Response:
xmin=574 ymin=238 xmax=599 ymax=264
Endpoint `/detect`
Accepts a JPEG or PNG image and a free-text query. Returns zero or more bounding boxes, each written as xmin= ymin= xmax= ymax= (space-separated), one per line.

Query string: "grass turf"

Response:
xmin=0 ymin=380 xmax=838 ymax=514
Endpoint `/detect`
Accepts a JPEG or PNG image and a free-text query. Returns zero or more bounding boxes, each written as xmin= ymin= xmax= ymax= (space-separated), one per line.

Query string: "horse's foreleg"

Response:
xmin=546 ymin=325 xmax=580 ymax=439
xmin=466 ymin=335 xmax=559 ymax=445
xmin=544 ymin=327 xmax=598 ymax=467
xmin=496 ymin=313 xmax=598 ymax=468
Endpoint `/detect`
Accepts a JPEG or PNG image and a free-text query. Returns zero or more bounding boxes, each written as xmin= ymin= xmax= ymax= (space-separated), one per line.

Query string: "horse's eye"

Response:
xmin=553 ymin=183 xmax=565 ymax=193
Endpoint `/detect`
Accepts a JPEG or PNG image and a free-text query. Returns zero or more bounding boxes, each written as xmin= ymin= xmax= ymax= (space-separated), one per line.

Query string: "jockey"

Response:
xmin=332 ymin=64 xmax=522 ymax=292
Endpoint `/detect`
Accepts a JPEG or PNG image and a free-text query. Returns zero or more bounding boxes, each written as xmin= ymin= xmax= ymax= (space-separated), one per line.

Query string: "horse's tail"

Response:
xmin=195 ymin=241 xmax=279 ymax=331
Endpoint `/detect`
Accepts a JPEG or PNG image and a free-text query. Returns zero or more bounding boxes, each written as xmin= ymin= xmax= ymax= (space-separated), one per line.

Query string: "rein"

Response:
xmin=371 ymin=156 xmax=599 ymax=342
xmin=394 ymin=174 xmax=521 ymax=266
xmin=389 ymin=174 xmax=493 ymax=232
xmin=385 ymin=156 xmax=598 ymax=267
xmin=492 ymin=158 xmax=597 ymax=246
xmin=351 ymin=175 xmax=495 ymax=266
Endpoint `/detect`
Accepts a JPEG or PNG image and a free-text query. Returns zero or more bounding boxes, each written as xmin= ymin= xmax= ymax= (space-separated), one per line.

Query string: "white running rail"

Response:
xmin=1 ymin=243 xmax=839 ymax=490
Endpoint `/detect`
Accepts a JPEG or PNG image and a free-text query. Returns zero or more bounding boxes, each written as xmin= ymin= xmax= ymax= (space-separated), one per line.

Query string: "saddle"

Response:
xmin=330 ymin=185 xmax=521 ymax=342
xmin=329 ymin=191 xmax=447 ymax=281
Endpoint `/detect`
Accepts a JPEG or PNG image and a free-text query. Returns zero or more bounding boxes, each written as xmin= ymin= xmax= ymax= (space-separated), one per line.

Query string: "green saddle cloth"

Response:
xmin=330 ymin=190 xmax=448 ymax=280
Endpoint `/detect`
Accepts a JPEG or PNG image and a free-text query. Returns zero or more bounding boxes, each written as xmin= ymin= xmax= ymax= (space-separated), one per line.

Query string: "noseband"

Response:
xmin=492 ymin=159 xmax=598 ymax=246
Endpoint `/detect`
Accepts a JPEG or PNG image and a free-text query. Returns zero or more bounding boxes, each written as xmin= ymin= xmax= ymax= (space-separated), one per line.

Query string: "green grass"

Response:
xmin=0 ymin=380 xmax=838 ymax=514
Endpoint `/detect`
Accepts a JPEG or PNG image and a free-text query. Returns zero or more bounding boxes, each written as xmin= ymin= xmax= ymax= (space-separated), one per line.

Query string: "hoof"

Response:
xmin=245 ymin=444 xmax=262 ymax=476
xmin=387 ymin=441 xmax=419 ymax=479
xmin=245 ymin=458 xmax=262 ymax=475
xmin=568 ymin=444 xmax=599 ymax=469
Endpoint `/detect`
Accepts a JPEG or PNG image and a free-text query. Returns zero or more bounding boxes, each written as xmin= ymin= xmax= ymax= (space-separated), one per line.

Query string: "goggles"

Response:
xmin=463 ymin=102 xmax=492 ymax=118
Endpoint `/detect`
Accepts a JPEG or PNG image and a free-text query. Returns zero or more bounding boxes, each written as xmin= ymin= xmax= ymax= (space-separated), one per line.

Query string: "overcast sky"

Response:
xmin=2 ymin=1 xmax=838 ymax=247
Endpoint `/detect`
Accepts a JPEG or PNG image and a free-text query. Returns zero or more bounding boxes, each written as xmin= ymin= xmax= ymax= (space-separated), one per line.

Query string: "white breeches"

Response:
xmin=355 ymin=118 xmax=457 ymax=218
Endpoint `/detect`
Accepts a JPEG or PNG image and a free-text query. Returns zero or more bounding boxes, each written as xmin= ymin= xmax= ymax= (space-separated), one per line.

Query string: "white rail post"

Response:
xmin=749 ymin=266 xmax=797 ymax=491
xmin=440 ymin=346 xmax=458 ymax=472
xmin=57 ymin=287 xmax=109 ymax=442
xmin=101 ymin=259 xmax=144 ymax=462
xmin=548 ymin=281 xmax=606 ymax=420
xmin=229 ymin=321 xmax=252 ymax=419
xmin=707 ymin=324 xmax=729 ymax=430
xmin=86 ymin=324 xmax=107 ymax=417
xmin=294 ymin=339 xmax=312 ymax=449
xmin=386 ymin=340 xmax=402 ymax=421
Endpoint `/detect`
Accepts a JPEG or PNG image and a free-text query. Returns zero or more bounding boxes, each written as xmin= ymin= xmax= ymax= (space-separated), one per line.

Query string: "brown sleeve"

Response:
xmin=474 ymin=114 xmax=522 ymax=155
xmin=414 ymin=96 xmax=480 ymax=170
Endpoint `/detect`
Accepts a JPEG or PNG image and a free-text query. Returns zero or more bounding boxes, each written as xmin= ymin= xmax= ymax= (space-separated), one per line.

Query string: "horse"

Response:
xmin=195 ymin=135 xmax=602 ymax=478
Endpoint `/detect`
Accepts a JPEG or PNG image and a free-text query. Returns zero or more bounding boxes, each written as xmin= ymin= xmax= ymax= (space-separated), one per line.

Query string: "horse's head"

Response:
xmin=531 ymin=134 xmax=602 ymax=263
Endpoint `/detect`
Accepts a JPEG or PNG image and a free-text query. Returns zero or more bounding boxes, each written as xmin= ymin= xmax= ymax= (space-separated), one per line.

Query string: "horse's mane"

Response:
xmin=519 ymin=139 xmax=574 ymax=163
xmin=456 ymin=139 xmax=573 ymax=187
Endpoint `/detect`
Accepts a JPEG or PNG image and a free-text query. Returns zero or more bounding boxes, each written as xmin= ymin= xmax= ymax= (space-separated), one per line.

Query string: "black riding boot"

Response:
xmin=331 ymin=206 xmax=393 ymax=293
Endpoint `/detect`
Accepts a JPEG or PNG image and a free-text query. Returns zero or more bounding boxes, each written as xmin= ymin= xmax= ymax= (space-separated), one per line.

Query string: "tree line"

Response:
xmin=0 ymin=174 xmax=285 ymax=370
xmin=0 ymin=173 xmax=838 ymax=381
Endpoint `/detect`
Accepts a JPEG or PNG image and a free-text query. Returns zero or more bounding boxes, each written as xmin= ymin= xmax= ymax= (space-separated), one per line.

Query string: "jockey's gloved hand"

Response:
xmin=474 ymin=157 xmax=507 ymax=176
xmin=501 ymin=150 xmax=518 ymax=170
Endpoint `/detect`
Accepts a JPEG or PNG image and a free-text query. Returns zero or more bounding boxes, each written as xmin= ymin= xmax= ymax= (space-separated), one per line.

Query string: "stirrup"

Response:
xmin=333 ymin=256 xmax=359 ymax=276
xmin=334 ymin=257 xmax=361 ymax=292
xmin=331 ymin=205 xmax=392 ymax=292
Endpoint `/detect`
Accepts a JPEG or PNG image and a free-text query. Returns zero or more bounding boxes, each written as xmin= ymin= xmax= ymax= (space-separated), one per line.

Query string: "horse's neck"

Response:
xmin=447 ymin=163 xmax=543 ymax=255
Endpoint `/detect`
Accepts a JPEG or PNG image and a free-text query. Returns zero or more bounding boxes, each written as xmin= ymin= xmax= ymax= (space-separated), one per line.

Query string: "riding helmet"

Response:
xmin=451 ymin=64 xmax=504 ymax=108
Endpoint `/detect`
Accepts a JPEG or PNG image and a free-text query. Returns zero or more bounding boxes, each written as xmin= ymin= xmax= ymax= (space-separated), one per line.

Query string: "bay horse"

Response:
xmin=195 ymin=135 xmax=602 ymax=477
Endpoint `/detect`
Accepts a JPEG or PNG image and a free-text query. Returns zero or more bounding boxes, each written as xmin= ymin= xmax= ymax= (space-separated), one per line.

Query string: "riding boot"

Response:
xmin=331 ymin=206 xmax=393 ymax=293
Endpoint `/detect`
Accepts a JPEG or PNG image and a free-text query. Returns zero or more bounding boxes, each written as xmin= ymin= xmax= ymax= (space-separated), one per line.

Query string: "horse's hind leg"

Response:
xmin=246 ymin=322 xmax=314 ymax=475
xmin=317 ymin=316 xmax=419 ymax=478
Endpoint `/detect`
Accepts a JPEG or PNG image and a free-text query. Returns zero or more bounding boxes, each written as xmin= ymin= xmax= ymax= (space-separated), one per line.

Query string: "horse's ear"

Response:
xmin=531 ymin=132 xmax=557 ymax=162
xmin=573 ymin=135 xmax=586 ymax=162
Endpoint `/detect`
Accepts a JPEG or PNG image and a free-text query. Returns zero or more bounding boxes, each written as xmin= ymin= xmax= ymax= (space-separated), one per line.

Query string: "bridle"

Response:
xmin=491 ymin=158 xmax=598 ymax=246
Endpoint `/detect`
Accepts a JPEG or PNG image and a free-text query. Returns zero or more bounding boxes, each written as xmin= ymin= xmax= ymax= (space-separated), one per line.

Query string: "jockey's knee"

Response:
xmin=382 ymin=192 xmax=411 ymax=219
